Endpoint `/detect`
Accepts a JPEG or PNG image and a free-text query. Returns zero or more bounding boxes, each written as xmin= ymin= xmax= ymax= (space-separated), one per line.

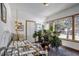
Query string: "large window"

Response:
xmin=36 ymin=23 xmax=43 ymax=31
xmin=75 ymin=15 xmax=79 ymax=41
xmin=48 ymin=13 xmax=79 ymax=42
xmin=44 ymin=23 xmax=49 ymax=30
xmin=54 ymin=17 xmax=72 ymax=40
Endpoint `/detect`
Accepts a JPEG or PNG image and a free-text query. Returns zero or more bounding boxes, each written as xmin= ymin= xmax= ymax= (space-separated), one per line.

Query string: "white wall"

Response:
xmin=46 ymin=4 xmax=79 ymax=50
xmin=9 ymin=4 xmax=37 ymax=41
xmin=62 ymin=40 xmax=79 ymax=50
xmin=0 ymin=3 xmax=13 ymax=48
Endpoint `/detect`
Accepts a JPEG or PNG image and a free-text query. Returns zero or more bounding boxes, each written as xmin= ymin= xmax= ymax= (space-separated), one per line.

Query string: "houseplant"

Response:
xmin=33 ymin=31 xmax=38 ymax=42
xmin=50 ymin=31 xmax=62 ymax=50
xmin=37 ymin=30 xmax=43 ymax=42
xmin=33 ymin=30 xmax=43 ymax=43
xmin=41 ymin=30 xmax=50 ymax=51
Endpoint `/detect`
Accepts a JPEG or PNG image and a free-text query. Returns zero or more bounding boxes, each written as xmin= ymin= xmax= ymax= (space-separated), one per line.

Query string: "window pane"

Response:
xmin=36 ymin=24 xmax=42 ymax=31
xmin=44 ymin=23 xmax=49 ymax=30
xmin=54 ymin=17 xmax=72 ymax=40
xmin=75 ymin=15 xmax=79 ymax=41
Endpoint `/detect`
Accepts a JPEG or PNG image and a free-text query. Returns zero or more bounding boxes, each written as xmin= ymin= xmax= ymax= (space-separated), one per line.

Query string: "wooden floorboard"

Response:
xmin=48 ymin=46 xmax=79 ymax=56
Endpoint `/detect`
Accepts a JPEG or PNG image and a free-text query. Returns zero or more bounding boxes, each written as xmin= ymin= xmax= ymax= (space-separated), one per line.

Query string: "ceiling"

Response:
xmin=9 ymin=3 xmax=77 ymax=24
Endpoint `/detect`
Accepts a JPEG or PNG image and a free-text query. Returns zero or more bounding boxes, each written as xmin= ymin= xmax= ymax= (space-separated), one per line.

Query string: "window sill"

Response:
xmin=60 ymin=38 xmax=79 ymax=43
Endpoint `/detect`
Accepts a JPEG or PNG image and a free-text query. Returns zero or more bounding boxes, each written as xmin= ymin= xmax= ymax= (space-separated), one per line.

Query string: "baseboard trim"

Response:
xmin=62 ymin=45 xmax=79 ymax=53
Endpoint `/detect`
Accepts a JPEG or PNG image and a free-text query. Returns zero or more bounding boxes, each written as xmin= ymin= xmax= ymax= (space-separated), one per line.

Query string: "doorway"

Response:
xmin=26 ymin=20 xmax=36 ymax=42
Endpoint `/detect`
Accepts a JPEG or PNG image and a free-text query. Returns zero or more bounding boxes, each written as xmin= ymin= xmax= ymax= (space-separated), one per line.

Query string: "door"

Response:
xmin=26 ymin=20 xmax=36 ymax=42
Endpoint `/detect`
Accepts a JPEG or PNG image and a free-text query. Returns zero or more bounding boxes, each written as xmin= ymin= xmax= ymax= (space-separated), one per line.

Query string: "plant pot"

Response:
xmin=41 ymin=42 xmax=50 ymax=51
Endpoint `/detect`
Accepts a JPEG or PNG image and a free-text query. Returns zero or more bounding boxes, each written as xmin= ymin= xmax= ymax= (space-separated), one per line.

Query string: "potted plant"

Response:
xmin=37 ymin=30 xmax=43 ymax=43
xmin=50 ymin=31 xmax=62 ymax=50
xmin=33 ymin=31 xmax=38 ymax=42
xmin=33 ymin=30 xmax=43 ymax=43
xmin=40 ymin=30 xmax=50 ymax=51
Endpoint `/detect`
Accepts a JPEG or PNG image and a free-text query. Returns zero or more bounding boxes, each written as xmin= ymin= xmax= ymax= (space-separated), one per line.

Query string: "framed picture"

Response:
xmin=1 ymin=3 xmax=7 ymax=23
xmin=15 ymin=21 xmax=24 ymax=31
xmin=0 ymin=4 xmax=1 ymax=20
xmin=17 ymin=22 xmax=24 ymax=31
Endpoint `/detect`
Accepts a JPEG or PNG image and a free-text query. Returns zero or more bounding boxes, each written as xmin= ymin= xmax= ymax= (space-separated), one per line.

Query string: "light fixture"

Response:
xmin=43 ymin=3 xmax=49 ymax=6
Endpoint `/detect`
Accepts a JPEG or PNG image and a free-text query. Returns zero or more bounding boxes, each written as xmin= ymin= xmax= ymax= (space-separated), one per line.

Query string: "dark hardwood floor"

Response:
xmin=48 ymin=46 xmax=79 ymax=56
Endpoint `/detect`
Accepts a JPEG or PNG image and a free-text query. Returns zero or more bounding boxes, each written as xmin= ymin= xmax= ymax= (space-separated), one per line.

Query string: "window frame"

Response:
xmin=53 ymin=17 xmax=73 ymax=40
xmin=48 ymin=13 xmax=79 ymax=42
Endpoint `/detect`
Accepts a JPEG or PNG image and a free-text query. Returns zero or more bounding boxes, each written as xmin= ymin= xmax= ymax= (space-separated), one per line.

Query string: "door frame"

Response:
xmin=25 ymin=20 xmax=36 ymax=41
